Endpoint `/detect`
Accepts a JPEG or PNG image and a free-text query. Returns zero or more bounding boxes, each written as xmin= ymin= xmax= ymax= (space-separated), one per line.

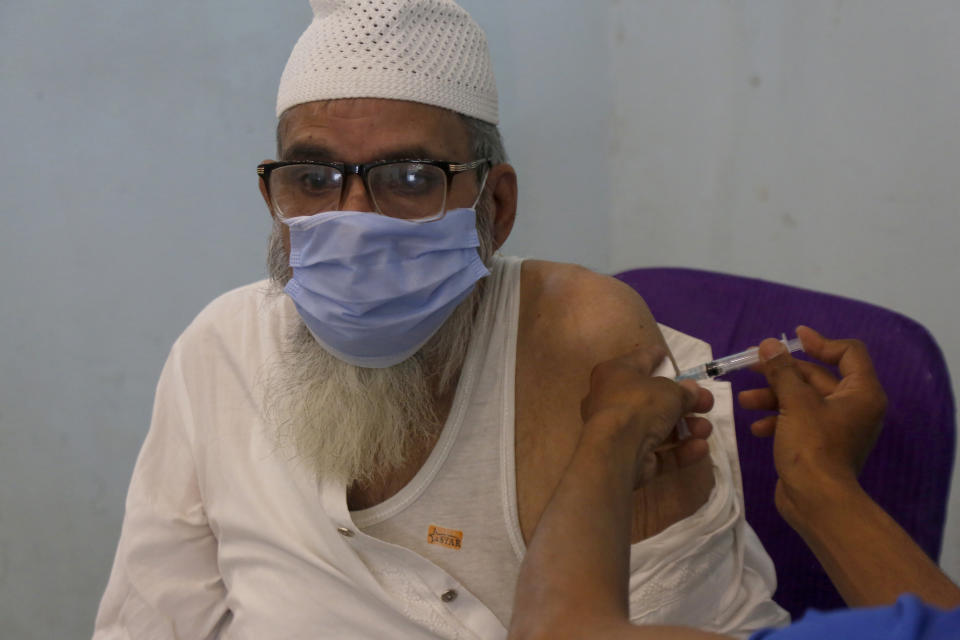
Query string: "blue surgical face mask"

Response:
xmin=282 ymin=208 xmax=490 ymax=368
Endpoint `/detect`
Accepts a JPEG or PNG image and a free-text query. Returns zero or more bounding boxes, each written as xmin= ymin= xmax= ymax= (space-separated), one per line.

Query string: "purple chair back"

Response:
xmin=614 ymin=267 xmax=956 ymax=619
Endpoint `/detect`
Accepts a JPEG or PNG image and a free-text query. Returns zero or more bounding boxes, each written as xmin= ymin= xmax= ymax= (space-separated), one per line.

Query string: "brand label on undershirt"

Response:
xmin=427 ymin=525 xmax=463 ymax=550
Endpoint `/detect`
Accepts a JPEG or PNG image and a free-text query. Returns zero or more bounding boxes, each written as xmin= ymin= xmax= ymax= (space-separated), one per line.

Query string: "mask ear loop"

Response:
xmin=469 ymin=164 xmax=491 ymax=210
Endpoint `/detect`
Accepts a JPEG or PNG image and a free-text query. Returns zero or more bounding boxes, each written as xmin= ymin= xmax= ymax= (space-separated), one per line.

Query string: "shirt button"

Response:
xmin=440 ymin=589 xmax=458 ymax=603
xmin=337 ymin=526 xmax=355 ymax=537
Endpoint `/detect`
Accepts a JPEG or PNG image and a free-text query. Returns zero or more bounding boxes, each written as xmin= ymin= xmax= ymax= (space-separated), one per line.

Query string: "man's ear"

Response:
xmin=258 ymin=159 xmax=279 ymax=221
xmin=486 ymin=163 xmax=518 ymax=250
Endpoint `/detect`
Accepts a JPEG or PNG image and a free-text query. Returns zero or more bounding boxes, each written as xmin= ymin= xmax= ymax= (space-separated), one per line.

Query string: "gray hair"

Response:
xmin=459 ymin=114 xmax=508 ymax=167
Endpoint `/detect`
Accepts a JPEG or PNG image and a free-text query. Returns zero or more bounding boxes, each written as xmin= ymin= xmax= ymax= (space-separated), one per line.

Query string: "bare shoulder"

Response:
xmin=518 ymin=259 xmax=664 ymax=366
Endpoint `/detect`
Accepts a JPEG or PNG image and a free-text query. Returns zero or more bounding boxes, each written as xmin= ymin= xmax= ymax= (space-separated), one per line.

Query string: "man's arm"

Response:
xmin=741 ymin=327 xmax=960 ymax=610
xmin=508 ymin=345 xmax=723 ymax=640
xmin=514 ymin=261 xmax=714 ymax=544
xmin=94 ymin=341 xmax=227 ymax=638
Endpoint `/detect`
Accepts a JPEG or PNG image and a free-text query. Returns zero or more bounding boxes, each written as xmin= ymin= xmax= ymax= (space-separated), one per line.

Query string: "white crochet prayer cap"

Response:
xmin=277 ymin=0 xmax=499 ymax=124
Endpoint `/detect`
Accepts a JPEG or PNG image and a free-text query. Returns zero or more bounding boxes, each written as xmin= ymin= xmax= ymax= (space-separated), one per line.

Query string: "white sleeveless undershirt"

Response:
xmin=352 ymin=254 xmax=525 ymax=626
xmin=353 ymin=256 xmax=790 ymax=637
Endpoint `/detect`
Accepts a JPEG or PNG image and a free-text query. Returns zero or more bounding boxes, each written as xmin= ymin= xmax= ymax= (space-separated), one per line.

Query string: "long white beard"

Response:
xmin=261 ymin=202 xmax=497 ymax=486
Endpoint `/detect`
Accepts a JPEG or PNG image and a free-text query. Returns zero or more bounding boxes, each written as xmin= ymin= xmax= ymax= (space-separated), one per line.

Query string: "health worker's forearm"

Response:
xmin=508 ymin=423 xmax=635 ymax=640
xmin=782 ymin=474 xmax=960 ymax=610
xmin=508 ymin=420 xmax=729 ymax=640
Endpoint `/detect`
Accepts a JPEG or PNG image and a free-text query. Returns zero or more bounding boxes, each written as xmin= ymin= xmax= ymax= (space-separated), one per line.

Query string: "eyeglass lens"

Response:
xmin=269 ymin=162 xmax=447 ymax=220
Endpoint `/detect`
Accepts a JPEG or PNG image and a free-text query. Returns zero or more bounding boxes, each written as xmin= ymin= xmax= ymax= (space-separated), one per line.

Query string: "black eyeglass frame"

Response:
xmin=257 ymin=157 xmax=491 ymax=220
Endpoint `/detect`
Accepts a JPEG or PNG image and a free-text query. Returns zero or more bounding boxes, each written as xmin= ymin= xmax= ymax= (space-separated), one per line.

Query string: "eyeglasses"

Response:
xmin=257 ymin=158 xmax=490 ymax=222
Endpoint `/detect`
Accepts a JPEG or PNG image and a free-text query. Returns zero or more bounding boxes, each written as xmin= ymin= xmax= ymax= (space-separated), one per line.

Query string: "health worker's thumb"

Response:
xmin=758 ymin=338 xmax=818 ymax=410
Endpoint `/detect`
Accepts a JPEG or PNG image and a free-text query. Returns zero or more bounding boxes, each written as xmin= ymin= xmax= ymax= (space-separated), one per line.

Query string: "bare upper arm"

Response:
xmin=514 ymin=260 xmax=695 ymax=542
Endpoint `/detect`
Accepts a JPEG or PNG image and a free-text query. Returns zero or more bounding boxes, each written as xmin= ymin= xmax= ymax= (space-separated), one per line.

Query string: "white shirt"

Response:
xmin=94 ymin=266 xmax=788 ymax=639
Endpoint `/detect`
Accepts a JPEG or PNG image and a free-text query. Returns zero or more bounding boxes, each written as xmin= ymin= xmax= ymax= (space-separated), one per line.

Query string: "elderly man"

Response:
xmin=94 ymin=1 xmax=788 ymax=638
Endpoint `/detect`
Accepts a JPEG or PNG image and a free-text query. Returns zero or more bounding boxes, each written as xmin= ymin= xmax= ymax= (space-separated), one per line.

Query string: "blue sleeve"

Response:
xmin=749 ymin=595 xmax=960 ymax=640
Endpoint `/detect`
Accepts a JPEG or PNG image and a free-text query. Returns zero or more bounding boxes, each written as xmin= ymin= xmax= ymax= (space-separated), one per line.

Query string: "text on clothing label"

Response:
xmin=427 ymin=525 xmax=463 ymax=550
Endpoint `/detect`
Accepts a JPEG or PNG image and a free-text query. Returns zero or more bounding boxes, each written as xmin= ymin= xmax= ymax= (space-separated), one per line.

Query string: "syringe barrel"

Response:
xmin=710 ymin=347 xmax=761 ymax=375
xmin=676 ymin=335 xmax=805 ymax=381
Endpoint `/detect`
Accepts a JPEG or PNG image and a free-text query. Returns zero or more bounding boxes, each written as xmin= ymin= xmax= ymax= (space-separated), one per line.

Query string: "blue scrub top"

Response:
xmin=751 ymin=595 xmax=960 ymax=640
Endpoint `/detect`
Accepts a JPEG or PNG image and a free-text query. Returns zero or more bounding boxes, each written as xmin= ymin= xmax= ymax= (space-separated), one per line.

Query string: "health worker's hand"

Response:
xmin=738 ymin=326 xmax=887 ymax=521
xmin=581 ymin=345 xmax=714 ymax=488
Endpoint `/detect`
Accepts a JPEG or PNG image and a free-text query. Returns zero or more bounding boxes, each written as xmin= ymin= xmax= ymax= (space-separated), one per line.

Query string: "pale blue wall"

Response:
xmin=1 ymin=1 xmax=957 ymax=637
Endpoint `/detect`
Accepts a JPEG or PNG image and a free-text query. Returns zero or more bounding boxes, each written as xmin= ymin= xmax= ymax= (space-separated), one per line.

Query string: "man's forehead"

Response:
xmin=278 ymin=98 xmax=471 ymax=161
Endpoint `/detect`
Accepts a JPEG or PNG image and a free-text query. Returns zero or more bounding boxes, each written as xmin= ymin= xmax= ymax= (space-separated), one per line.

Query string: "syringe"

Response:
xmin=675 ymin=334 xmax=804 ymax=381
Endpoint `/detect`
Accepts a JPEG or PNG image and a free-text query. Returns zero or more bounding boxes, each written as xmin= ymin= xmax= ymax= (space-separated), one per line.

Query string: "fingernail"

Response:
xmin=758 ymin=339 xmax=787 ymax=362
